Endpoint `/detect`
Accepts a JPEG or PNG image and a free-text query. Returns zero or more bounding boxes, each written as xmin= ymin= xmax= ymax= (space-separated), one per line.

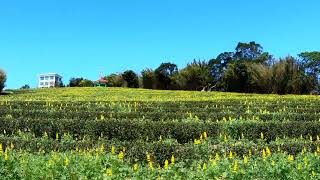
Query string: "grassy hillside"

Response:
xmin=1 ymin=87 xmax=320 ymax=179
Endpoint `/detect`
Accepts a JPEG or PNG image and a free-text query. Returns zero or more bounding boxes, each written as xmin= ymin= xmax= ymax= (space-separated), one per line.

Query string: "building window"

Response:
xmin=40 ymin=82 xmax=44 ymax=85
xmin=40 ymin=77 xmax=44 ymax=80
xmin=50 ymin=76 xmax=54 ymax=80
xmin=45 ymin=82 xmax=48 ymax=85
xmin=45 ymin=76 xmax=49 ymax=80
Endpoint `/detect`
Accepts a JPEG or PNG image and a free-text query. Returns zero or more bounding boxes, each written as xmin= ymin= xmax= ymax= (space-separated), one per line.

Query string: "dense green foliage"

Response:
xmin=0 ymin=88 xmax=320 ymax=178
xmin=95 ymin=42 xmax=319 ymax=94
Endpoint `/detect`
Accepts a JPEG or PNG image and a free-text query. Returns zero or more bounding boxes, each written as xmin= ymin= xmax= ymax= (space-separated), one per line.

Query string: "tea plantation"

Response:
xmin=1 ymin=87 xmax=320 ymax=179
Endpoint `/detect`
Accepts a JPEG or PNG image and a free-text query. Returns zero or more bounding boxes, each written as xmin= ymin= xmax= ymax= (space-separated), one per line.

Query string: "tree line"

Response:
xmin=69 ymin=42 xmax=319 ymax=94
xmin=1 ymin=41 xmax=319 ymax=94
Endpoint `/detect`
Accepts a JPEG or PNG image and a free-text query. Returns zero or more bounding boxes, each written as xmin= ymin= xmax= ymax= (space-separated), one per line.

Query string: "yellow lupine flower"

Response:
xmin=203 ymin=132 xmax=208 ymax=140
xmin=146 ymin=153 xmax=151 ymax=163
xmin=100 ymin=144 xmax=105 ymax=153
xmin=106 ymin=168 xmax=112 ymax=176
xmin=164 ymin=160 xmax=169 ymax=170
xmin=4 ymin=149 xmax=9 ymax=161
xmin=171 ymin=155 xmax=175 ymax=165
xmin=229 ymin=151 xmax=233 ymax=159
xmin=211 ymin=159 xmax=217 ymax=167
xmin=194 ymin=139 xmax=201 ymax=145
xmin=148 ymin=162 xmax=154 ymax=170
xmin=262 ymin=149 xmax=266 ymax=160
xmin=271 ymin=160 xmax=276 ymax=167
xmin=266 ymin=147 xmax=271 ymax=157
xmin=0 ymin=144 xmax=3 ymax=154
xmin=312 ymin=171 xmax=317 ymax=177
xmin=111 ymin=146 xmax=115 ymax=154
xmin=215 ymin=153 xmax=220 ymax=161
xmin=243 ymin=155 xmax=248 ymax=165
xmin=224 ymin=135 xmax=228 ymax=142
xmin=118 ymin=151 xmax=124 ymax=160
xmin=233 ymin=160 xmax=238 ymax=172
xmin=203 ymin=163 xmax=207 ymax=171
xmin=297 ymin=163 xmax=302 ymax=171
xmin=133 ymin=163 xmax=139 ymax=171
xmin=64 ymin=157 xmax=69 ymax=166
xmin=288 ymin=155 xmax=294 ymax=162
xmin=260 ymin=132 xmax=264 ymax=140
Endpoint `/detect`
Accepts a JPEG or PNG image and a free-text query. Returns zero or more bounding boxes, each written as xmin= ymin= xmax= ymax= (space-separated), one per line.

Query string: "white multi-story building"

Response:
xmin=38 ymin=73 xmax=63 ymax=88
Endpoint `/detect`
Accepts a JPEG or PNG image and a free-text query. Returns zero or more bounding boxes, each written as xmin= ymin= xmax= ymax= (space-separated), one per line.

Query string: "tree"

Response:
xmin=20 ymin=84 xmax=30 ymax=89
xmin=271 ymin=56 xmax=314 ymax=94
xmin=141 ymin=68 xmax=155 ymax=89
xmin=175 ymin=60 xmax=213 ymax=90
xmin=222 ymin=62 xmax=250 ymax=92
xmin=0 ymin=68 xmax=6 ymax=93
xmin=247 ymin=63 xmax=273 ymax=93
xmin=298 ymin=51 xmax=320 ymax=85
xmin=106 ymin=73 xmax=124 ymax=87
xmin=208 ymin=52 xmax=234 ymax=87
xmin=122 ymin=70 xmax=139 ymax=88
xmin=69 ymin=77 xmax=83 ymax=87
xmin=154 ymin=62 xmax=178 ymax=90
xmin=79 ymin=79 xmax=94 ymax=87
xmin=234 ymin=41 xmax=272 ymax=64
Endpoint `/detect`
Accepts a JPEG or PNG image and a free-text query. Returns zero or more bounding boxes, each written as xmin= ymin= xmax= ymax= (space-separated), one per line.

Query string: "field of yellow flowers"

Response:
xmin=1 ymin=87 xmax=320 ymax=179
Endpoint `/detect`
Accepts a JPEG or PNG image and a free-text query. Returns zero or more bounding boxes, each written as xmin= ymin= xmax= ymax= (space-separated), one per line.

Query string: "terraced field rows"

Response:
xmin=0 ymin=87 xmax=320 ymax=179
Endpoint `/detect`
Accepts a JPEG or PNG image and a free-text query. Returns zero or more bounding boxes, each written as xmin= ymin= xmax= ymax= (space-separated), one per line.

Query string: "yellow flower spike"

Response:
xmin=262 ymin=149 xmax=266 ymax=160
xmin=243 ymin=155 xmax=248 ymax=165
xmin=56 ymin=133 xmax=59 ymax=140
xmin=164 ymin=160 xmax=169 ymax=170
xmin=159 ymin=135 xmax=162 ymax=142
xmin=171 ymin=155 xmax=175 ymax=165
xmin=249 ymin=149 xmax=252 ymax=157
xmin=229 ymin=151 xmax=233 ymax=159
xmin=111 ymin=146 xmax=115 ymax=154
xmin=304 ymin=157 xmax=308 ymax=166
xmin=100 ymin=144 xmax=104 ymax=153
xmin=133 ymin=164 xmax=139 ymax=171
xmin=64 ymin=157 xmax=69 ymax=167
xmin=297 ymin=163 xmax=302 ymax=171
xmin=203 ymin=132 xmax=208 ymax=140
xmin=200 ymin=134 xmax=203 ymax=141
xmin=271 ymin=160 xmax=276 ymax=167
xmin=203 ymin=163 xmax=207 ymax=171
xmin=288 ymin=155 xmax=294 ymax=162
xmin=233 ymin=160 xmax=238 ymax=172
xmin=106 ymin=168 xmax=112 ymax=176
xmin=266 ymin=147 xmax=271 ymax=157
xmin=260 ymin=132 xmax=264 ymax=140
xmin=4 ymin=149 xmax=9 ymax=161
xmin=317 ymin=146 xmax=320 ymax=153
xmin=317 ymin=135 xmax=320 ymax=141
xmin=146 ymin=153 xmax=151 ymax=163
xmin=314 ymin=151 xmax=318 ymax=157
xmin=215 ymin=153 xmax=220 ymax=161
xmin=148 ymin=162 xmax=154 ymax=170
xmin=118 ymin=151 xmax=124 ymax=160
xmin=310 ymin=135 xmax=313 ymax=141
xmin=224 ymin=135 xmax=228 ymax=142
xmin=0 ymin=144 xmax=3 ymax=154
xmin=194 ymin=139 xmax=201 ymax=145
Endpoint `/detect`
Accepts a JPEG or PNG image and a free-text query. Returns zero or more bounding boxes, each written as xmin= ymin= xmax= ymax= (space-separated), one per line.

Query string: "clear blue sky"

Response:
xmin=1 ymin=0 xmax=319 ymax=89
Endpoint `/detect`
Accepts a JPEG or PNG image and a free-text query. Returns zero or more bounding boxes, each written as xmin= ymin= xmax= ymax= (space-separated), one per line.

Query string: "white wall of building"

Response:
xmin=38 ymin=73 xmax=63 ymax=88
